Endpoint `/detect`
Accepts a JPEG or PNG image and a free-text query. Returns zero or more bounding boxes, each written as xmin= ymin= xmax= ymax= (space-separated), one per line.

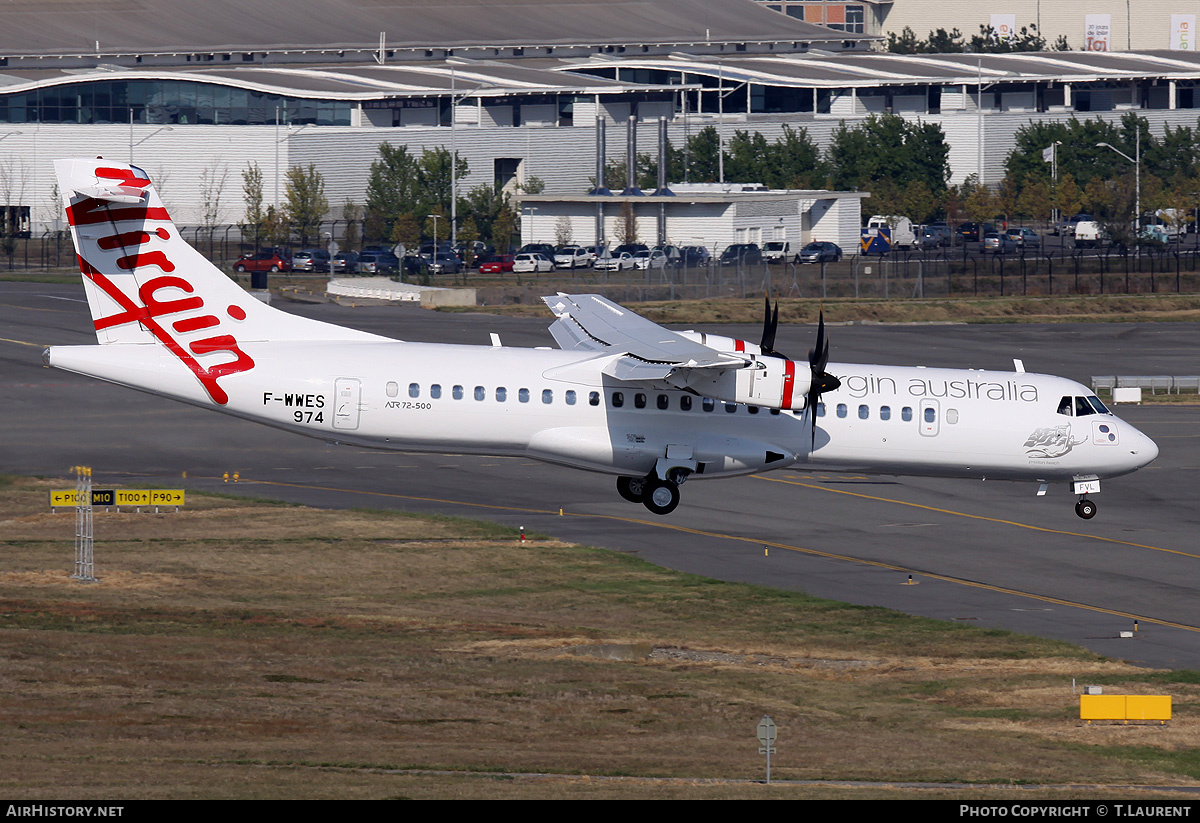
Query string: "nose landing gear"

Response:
xmin=1075 ymin=497 xmax=1097 ymax=520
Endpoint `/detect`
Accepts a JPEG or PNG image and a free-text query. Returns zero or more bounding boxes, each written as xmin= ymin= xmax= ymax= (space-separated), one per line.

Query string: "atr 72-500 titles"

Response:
xmin=45 ymin=158 xmax=1158 ymax=518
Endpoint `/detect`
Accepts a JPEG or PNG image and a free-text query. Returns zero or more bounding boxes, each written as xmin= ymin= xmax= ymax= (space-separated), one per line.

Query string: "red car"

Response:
xmin=478 ymin=254 xmax=515 ymax=274
xmin=233 ymin=250 xmax=292 ymax=273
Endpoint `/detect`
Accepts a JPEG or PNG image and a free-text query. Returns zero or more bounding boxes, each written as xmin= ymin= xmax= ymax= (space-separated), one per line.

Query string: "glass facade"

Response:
xmin=0 ymin=79 xmax=352 ymax=125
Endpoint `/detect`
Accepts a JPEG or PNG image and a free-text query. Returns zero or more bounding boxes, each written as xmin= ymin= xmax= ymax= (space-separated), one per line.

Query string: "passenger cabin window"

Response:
xmin=386 ymin=381 xmax=399 ymax=398
xmin=947 ymin=409 xmax=960 ymax=424
xmin=495 ymin=387 xmax=507 ymax=402
xmin=817 ymin=402 xmax=826 ymax=417
xmin=519 ymin=388 xmax=530 ymax=403
xmin=858 ymin=404 xmax=868 ymax=419
xmin=474 ymin=386 xmax=485 ymax=401
xmin=589 ymin=391 xmax=600 ymax=406
xmin=902 ymin=406 xmax=913 ymax=421
xmin=453 ymin=385 xmax=464 ymax=400
xmin=612 ymin=391 xmax=624 ymax=407
xmin=566 ymin=390 xmax=577 ymax=405
xmin=702 ymin=398 xmax=715 ymax=412
xmin=880 ymin=405 xmax=891 ymax=420
xmin=634 ymin=393 xmax=646 ymax=409
xmin=836 ymin=403 xmax=847 ymax=418
xmin=430 ymin=384 xmax=442 ymax=399
xmin=408 ymin=383 xmax=420 ymax=398
xmin=924 ymin=407 xmax=936 ymax=423
xmin=725 ymin=402 xmax=737 ymax=413
xmin=543 ymin=389 xmax=554 ymax=404
xmin=656 ymin=394 xmax=669 ymax=410
xmin=680 ymin=396 xmax=692 ymax=411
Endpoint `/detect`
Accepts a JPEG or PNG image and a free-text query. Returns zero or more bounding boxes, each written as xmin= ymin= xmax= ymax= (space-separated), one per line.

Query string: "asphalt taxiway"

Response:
xmin=4 ymin=280 xmax=1198 ymax=668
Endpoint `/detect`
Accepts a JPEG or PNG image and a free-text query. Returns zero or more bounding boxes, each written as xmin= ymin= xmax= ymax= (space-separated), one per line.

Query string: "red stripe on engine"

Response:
xmin=782 ymin=360 xmax=796 ymax=409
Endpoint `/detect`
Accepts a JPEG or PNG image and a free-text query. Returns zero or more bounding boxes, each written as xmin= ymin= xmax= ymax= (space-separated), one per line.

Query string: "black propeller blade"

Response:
xmin=759 ymin=297 xmax=782 ymax=358
xmin=806 ymin=309 xmax=841 ymax=446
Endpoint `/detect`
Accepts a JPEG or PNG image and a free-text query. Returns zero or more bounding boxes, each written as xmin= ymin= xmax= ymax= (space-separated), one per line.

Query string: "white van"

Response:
xmin=762 ymin=241 xmax=793 ymax=262
xmin=1074 ymin=221 xmax=1107 ymax=249
xmin=864 ymin=215 xmax=916 ymax=250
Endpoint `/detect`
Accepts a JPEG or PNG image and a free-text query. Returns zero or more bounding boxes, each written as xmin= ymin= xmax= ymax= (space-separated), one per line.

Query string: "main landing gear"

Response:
xmin=617 ymin=473 xmax=685 ymax=516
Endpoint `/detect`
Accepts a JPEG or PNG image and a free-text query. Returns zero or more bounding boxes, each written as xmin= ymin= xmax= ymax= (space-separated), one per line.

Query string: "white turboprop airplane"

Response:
xmin=45 ymin=158 xmax=1159 ymax=519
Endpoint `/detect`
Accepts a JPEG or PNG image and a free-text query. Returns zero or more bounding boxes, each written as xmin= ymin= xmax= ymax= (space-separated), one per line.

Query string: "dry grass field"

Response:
xmin=2 ymin=476 xmax=1200 ymax=799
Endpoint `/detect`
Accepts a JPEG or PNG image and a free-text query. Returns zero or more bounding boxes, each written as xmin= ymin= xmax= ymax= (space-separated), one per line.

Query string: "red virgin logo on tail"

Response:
xmin=78 ymin=214 xmax=254 ymax=405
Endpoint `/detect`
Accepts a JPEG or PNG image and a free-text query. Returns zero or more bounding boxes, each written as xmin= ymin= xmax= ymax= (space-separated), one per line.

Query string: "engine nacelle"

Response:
xmin=676 ymin=330 xmax=763 ymax=358
xmin=678 ymin=357 xmax=812 ymax=411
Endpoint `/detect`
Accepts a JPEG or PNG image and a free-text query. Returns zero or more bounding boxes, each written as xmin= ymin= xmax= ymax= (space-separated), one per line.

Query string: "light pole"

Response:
xmin=1097 ymin=134 xmax=1140 ymax=242
xmin=427 ymin=213 xmax=441 ymax=248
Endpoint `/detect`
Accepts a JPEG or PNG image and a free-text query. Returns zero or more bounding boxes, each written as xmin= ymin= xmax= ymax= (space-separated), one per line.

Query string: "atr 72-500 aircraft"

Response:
xmin=45 ymin=158 xmax=1158 ymax=518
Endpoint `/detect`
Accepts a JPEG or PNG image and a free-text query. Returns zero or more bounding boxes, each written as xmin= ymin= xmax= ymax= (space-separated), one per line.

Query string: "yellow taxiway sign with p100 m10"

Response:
xmin=49 ymin=489 xmax=186 ymax=507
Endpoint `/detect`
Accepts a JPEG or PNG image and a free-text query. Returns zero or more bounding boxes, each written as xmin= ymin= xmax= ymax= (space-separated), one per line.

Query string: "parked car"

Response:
xmin=980 ymin=232 xmax=1018 ymax=254
xmin=680 ymin=246 xmax=710 ymax=266
xmin=478 ymin=254 xmax=516 ymax=274
xmin=919 ymin=224 xmax=952 ymax=248
xmin=331 ymin=251 xmax=360 ymax=273
xmin=594 ymin=252 xmax=635 ymax=271
xmin=512 ymin=252 xmax=554 ymax=273
xmin=234 ymin=250 xmax=291 ymax=273
xmin=517 ymin=243 xmax=556 ymax=259
xmin=719 ymin=243 xmax=763 ymax=266
xmin=290 ymin=249 xmax=330 ymax=272
xmin=1053 ymin=213 xmax=1093 ymax=237
xmin=554 ymin=245 xmax=594 ymax=269
xmin=632 ymin=249 xmax=668 ymax=270
xmin=359 ymin=251 xmax=399 ymax=274
xmin=956 ymin=222 xmax=994 ymax=243
xmin=762 ymin=241 xmax=794 ymax=262
xmin=796 ymin=241 xmax=842 ymax=264
xmin=1004 ymin=227 xmax=1041 ymax=249
xmin=612 ymin=243 xmax=648 ymax=257
xmin=429 ymin=252 xmax=462 ymax=274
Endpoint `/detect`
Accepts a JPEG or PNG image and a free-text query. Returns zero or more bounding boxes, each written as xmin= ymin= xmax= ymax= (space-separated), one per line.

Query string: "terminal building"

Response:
xmin=0 ymin=0 xmax=1198 ymax=250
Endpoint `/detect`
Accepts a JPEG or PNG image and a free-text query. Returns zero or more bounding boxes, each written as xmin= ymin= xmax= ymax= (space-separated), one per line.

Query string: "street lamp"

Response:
xmin=427 ymin=213 xmax=441 ymax=248
xmin=1097 ymin=135 xmax=1140 ymax=240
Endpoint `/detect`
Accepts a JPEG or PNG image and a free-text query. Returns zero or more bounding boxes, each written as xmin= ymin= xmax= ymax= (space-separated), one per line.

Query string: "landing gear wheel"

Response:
xmin=1075 ymin=499 xmax=1097 ymax=520
xmin=642 ymin=479 xmax=680 ymax=516
xmin=616 ymin=476 xmax=647 ymax=504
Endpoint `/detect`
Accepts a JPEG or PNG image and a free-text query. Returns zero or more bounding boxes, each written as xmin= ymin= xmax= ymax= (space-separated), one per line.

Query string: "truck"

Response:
xmin=860 ymin=215 xmax=916 ymax=254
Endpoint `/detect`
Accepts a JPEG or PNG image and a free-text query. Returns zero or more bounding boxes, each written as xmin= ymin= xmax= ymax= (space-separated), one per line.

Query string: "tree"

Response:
xmin=827 ymin=114 xmax=950 ymax=214
xmin=553 ymin=215 xmax=573 ymax=247
xmin=199 ymin=163 xmax=229 ymax=234
xmin=240 ymin=162 xmax=267 ymax=250
xmin=283 ymin=164 xmax=328 ymax=247
xmin=365 ymin=143 xmax=420 ymax=238
xmin=491 ymin=204 xmax=519 ymax=253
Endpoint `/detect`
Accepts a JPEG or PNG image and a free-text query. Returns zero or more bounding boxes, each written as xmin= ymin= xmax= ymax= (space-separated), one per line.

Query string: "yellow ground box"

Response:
xmin=1080 ymin=694 xmax=1171 ymax=723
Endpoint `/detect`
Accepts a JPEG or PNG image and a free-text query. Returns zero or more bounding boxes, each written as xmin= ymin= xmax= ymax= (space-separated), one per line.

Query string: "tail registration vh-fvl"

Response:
xmin=45 ymin=159 xmax=1158 ymax=518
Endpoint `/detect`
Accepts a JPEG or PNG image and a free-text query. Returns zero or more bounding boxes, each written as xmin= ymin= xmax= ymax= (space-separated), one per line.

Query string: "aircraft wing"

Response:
xmin=541 ymin=293 xmax=749 ymax=380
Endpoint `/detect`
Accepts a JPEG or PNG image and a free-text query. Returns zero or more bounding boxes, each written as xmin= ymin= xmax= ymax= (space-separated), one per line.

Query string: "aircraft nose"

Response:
xmin=1124 ymin=424 xmax=1159 ymax=470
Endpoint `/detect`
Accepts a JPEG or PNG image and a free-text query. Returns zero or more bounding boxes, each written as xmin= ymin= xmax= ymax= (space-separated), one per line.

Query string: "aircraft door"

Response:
xmin=333 ymin=378 xmax=362 ymax=430
xmin=919 ymin=399 xmax=940 ymax=437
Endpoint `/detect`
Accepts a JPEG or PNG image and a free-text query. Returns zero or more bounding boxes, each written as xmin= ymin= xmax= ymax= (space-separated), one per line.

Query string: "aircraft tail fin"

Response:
xmin=54 ymin=157 xmax=382 ymax=346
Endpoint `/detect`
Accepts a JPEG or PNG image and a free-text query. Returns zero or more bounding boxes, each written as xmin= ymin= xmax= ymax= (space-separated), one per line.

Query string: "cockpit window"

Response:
xmin=1057 ymin=396 xmax=1073 ymax=416
xmin=1087 ymin=395 xmax=1110 ymax=415
xmin=1074 ymin=396 xmax=1095 ymax=417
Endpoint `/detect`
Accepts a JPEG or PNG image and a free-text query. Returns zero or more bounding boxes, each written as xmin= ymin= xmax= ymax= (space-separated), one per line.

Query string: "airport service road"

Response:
xmin=4 ymin=281 xmax=1199 ymax=668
